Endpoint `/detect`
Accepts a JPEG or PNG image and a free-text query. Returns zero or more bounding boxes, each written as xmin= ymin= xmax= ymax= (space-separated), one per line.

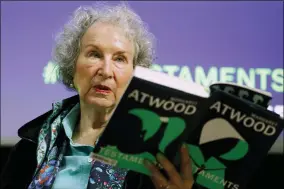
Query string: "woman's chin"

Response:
xmin=86 ymin=97 xmax=115 ymax=109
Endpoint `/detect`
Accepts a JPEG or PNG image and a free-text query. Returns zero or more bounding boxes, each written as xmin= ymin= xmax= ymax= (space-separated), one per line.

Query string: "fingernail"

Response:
xmin=156 ymin=152 xmax=166 ymax=161
xmin=181 ymin=143 xmax=189 ymax=152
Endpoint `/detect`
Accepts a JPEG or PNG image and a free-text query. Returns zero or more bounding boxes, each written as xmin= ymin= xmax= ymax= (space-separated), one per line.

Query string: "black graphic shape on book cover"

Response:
xmin=114 ymin=108 xmax=186 ymax=157
xmin=189 ymin=118 xmax=249 ymax=189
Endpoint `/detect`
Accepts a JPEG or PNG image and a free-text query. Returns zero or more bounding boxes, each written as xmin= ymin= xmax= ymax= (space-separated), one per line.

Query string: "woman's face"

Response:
xmin=73 ymin=22 xmax=135 ymax=109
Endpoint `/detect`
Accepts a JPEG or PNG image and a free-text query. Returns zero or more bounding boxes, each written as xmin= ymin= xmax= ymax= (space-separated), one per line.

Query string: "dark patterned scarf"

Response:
xmin=27 ymin=100 xmax=128 ymax=189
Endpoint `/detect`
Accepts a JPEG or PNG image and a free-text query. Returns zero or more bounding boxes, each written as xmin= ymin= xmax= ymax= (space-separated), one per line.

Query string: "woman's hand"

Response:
xmin=144 ymin=144 xmax=194 ymax=189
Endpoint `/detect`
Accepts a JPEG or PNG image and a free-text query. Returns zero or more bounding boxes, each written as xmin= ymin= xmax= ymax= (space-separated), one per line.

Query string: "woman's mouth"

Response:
xmin=94 ymin=85 xmax=112 ymax=94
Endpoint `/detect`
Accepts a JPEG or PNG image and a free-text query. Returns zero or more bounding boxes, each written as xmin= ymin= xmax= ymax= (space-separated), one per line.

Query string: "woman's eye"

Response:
xmin=115 ymin=56 xmax=126 ymax=63
xmin=88 ymin=51 xmax=100 ymax=58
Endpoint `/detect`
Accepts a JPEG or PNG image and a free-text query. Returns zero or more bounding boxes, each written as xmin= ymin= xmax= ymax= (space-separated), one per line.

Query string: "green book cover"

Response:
xmin=184 ymin=89 xmax=283 ymax=189
xmin=92 ymin=66 xmax=209 ymax=175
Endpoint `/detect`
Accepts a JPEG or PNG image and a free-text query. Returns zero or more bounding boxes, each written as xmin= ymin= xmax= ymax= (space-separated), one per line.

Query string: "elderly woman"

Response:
xmin=1 ymin=3 xmax=196 ymax=189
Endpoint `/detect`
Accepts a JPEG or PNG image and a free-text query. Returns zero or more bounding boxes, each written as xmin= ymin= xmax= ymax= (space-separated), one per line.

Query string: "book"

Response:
xmin=209 ymin=82 xmax=272 ymax=109
xmin=91 ymin=66 xmax=284 ymax=189
xmin=183 ymin=82 xmax=283 ymax=189
xmin=91 ymin=66 xmax=209 ymax=175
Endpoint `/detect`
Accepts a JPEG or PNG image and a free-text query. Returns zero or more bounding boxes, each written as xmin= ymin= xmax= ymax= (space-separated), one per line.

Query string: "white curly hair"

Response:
xmin=52 ymin=2 xmax=156 ymax=89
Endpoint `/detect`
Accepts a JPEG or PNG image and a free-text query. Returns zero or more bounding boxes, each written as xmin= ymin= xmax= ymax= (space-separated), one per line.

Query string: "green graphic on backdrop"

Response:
xmin=42 ymin=62 xmax=283 ymax=117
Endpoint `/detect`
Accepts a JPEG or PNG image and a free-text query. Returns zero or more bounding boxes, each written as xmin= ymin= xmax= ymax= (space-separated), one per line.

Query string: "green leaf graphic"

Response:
xmin=220 ymin=140 xmax=248 ymax=161
xmin=128 ymin=109 xmax=161 ymax=141
xmin=159 ymin=117 xmax=185 ymax=152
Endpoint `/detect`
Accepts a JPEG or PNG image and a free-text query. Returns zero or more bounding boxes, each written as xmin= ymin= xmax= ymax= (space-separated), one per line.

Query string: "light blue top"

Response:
xmin=52 ymin=103 xmax=94 ymax=189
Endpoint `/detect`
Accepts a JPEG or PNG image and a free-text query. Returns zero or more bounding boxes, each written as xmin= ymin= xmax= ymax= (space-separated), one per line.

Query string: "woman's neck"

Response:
xmin=72 ymin=102 xmax=114 ymax=146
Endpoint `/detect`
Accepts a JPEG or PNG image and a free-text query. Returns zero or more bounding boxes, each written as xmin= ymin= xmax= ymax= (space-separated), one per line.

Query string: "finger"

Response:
xmin=180 ymin=144 xmax=193 ymax=181
xmin=150 ymin=176 xmax=169 ymax=189
xmin=144 ymin=159 xmax=169 ymax=188
xmin=150 ymin=177 xmax=179 ymax=189
xmin=156 ymin=153 xmax=183 ymax=188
